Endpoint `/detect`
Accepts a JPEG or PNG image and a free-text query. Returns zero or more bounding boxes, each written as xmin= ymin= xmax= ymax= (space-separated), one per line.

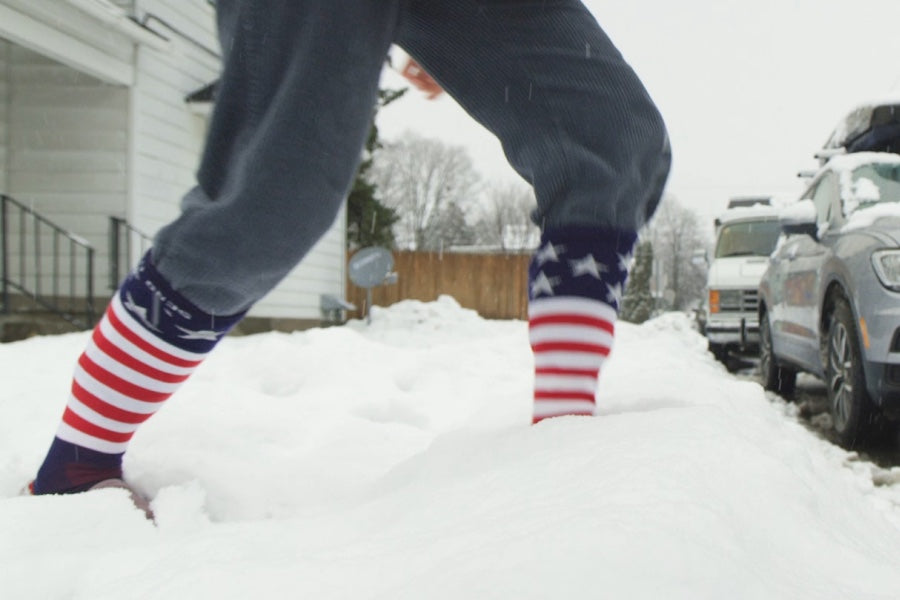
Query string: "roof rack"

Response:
xmin=727 ymin=196 xmax=771 ymax=209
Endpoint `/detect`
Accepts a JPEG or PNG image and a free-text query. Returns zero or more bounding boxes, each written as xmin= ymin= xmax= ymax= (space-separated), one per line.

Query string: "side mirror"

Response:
xmin=779 ymin=199 xmax=818 ymax=238
xmin=691 ymin=248 xmax=708 ymax=267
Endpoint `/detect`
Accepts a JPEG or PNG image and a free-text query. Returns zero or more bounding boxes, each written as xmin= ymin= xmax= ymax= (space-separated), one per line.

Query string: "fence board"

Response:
xmin=347 ymin=250 xmax=531 ymax=321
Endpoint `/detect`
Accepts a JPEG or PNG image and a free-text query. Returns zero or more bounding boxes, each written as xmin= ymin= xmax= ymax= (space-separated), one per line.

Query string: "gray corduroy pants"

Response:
xmin=152 ymin=0 xmax=671 ymax=315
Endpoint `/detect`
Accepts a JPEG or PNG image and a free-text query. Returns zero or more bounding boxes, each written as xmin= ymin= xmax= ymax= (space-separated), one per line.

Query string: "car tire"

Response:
xmin=826 ymin=296 xmax=878 ymax=448
xmin=709 ymin=342 xmax=728 ymax=364
xmin=759 ymin=310 xmax=796 ymax=396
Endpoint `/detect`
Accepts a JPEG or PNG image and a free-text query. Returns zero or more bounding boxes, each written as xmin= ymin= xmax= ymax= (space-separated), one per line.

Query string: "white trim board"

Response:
xmin=0 ymin=2 xmax=134 ymax=85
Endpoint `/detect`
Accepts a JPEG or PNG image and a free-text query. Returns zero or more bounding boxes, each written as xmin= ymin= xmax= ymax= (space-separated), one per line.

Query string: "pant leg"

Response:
xmin=395 ymin=0 xmax=671 ymax=233
xmin=153 ymin=0 xmax=401 ymax=315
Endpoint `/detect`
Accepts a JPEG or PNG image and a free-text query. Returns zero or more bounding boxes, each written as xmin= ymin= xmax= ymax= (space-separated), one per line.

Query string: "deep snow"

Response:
xmin=2 ymin=296 xmax=900 ymax=599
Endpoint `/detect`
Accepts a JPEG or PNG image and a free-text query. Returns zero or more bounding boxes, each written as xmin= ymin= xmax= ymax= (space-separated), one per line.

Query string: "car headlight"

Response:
xmin=871 ymin=249 xmax=900 ymax=291
xmin=708 ymin=289 xmax=742 ymax=313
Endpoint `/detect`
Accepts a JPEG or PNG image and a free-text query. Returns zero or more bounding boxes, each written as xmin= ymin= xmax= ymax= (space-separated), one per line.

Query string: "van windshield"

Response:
xmin=714 ymin=220 xmax=782 ymax=258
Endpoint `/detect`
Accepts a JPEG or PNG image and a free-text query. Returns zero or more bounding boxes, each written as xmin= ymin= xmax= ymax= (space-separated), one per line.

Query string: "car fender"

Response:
xmin=817 ymin=231 xmax=882 ymax=373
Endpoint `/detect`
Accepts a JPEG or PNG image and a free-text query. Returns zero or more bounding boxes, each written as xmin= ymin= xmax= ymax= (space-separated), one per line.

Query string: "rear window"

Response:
xmin=714 ymin=220 xmax=782 ymax=258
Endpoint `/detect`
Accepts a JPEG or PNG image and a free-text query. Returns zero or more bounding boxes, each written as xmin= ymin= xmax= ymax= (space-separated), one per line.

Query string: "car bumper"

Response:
xmin=864 ymin=361 xmax=900 ymax=415
xmin=859 ymin=298 xmax=900 ymax=413
xmin=705 ymin=314 xmax=760 ymax=347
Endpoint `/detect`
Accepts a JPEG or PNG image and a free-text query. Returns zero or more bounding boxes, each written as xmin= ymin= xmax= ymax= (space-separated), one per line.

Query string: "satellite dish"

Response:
xmin=348 ymin=247 xmax=397 ymax=324
xmin=349 ymin=247 xmax=394 ymax=289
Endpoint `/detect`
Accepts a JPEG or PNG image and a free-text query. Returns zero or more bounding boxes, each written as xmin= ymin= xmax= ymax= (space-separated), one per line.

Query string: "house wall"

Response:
xmin=6 ymin=44 xmax=129 ymax=297
xmin=0 ymin=40 xmax=8 ymax=193
xmin=0 ymin=0 xmax=137 ymax=86
xmin=0 ymin=0 xmax=347 ymax=325
xmin=129 ymin=0 xmax=219 ymax=237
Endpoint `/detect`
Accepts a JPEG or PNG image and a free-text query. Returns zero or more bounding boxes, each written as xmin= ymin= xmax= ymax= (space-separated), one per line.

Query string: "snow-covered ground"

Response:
xmin=2 ymin=296 xmax=900 ymax=599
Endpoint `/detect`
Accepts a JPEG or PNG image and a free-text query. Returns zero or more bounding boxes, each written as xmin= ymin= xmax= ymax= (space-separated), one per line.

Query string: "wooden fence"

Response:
xmin=346 ymin=250 xmax=532 ymax=321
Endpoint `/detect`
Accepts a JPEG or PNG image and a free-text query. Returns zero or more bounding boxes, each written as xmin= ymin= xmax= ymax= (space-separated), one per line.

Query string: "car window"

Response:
xmin=844 ymin=162 xmax=900 ymax=215
xmin=811 ymin=172 xmax=838 ymax=225
xmin=714 ymin=220 xmax=782 ymax=258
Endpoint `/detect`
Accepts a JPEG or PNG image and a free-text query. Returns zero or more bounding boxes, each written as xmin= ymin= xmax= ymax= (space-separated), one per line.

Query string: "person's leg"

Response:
xmin=155 ymin=0 xmax=401 ymax=315
xmin=32 ymin=0 xmax=401 ymax=495
xmin=396 ymin=0 xmax=671 ymax=422
xmin=31 ymin=255 xmax=245 ymax=494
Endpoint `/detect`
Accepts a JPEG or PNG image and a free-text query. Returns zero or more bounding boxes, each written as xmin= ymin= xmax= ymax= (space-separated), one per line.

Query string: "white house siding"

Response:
xmin=0 ymin=0 xmax=137 ymax=86
xmin=0 ymin=0 xmax=348 ymax=325
xmin=0 ymin=40 xmax=8 ymax=193
xmin=128 ymin=0 xmax=219 ymax=236
xmin=6 ymin=43 xmax=129 ymax=299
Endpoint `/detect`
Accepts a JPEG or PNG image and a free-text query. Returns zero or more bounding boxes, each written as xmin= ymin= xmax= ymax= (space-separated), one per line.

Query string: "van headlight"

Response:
xmin=709 ymin=289 xmax=742 ymax=313
xmin=872 ymin=250 xmax=900 ymax=291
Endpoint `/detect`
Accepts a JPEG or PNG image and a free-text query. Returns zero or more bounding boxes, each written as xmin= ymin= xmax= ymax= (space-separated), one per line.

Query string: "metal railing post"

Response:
xmin=1 ymin=196 xmax=8 ymax=315
xmin=33 ymin=216 xmax=41 ymax=300
xmin=86 ymin=246 xmax=95 ymax=327
xmin=0 ymin=194 xmax=96 ymax=330
xmin=108 ymin=217 xmax=152 ymax=289
xmin=109 ymin=216 xmax=121 ymax=290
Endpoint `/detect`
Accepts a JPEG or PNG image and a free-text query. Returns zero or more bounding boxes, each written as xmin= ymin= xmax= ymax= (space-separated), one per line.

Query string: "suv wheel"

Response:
xmin=759 ymin=310 xmax=796 ymax=396
xmin=826 ymin=296 xmax=877 ymax=448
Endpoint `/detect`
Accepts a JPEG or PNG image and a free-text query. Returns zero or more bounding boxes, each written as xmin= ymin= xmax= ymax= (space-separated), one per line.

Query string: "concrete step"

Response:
xmin=0 ymin=313 xmax=84 ymax=343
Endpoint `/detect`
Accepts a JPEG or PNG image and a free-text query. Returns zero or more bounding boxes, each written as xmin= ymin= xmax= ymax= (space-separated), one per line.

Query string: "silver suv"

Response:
xmin=758 ymin=151 xmax=900 ymax=447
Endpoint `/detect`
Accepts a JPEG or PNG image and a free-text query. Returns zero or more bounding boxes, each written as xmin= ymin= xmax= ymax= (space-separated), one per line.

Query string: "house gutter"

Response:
xmin=64 ymin=0 xmax=171 ymax=51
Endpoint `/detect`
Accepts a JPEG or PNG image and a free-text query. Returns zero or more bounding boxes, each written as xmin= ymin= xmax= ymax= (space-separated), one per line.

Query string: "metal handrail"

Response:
xmin=1 ymin=194 xmax=96 ymax=328
xmin=108 ymin=216 xmax=153 ymax=289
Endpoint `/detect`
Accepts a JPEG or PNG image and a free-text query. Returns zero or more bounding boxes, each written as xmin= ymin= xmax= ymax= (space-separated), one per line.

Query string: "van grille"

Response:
xmin=719 ymin=289 xmax=759 ymax=313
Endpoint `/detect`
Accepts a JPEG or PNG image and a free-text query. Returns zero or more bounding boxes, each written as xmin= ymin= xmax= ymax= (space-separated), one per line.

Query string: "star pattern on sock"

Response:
xmin=122 ymin=292 xmax=161 ymax=332
xmin=175 ymin=325 xmax=224 ymax=341
xmin=530 ymin=272 xmax=560 ymax=297
xmin=534 ymin=242 xmax=563 ymax=266
xmin=531 ymin=241 xmax=624 ymax=299
xmin=569 ymin=255 xmax=608 ymax=279
xmin=528 ymin=232 xmax=636 ymax=311
xmin=617 ymin=251 xmax=635 ymax=273
xmin=606 ymin=282 xmax=624 ymax=307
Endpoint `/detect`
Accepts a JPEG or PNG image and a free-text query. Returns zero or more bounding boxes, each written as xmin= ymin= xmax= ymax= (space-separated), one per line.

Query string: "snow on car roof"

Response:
xmin=715 ymin=203 xmax=782 ymax=224
xmin=824 ymin=151 xmax=900 ymax=172
xmin=841 ymin=202 xmax=900 ymax=232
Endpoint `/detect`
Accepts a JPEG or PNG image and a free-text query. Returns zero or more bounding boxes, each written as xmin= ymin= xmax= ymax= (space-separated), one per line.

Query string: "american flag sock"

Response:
xmin=32 ymin=252 xmax=244 ymax=494
xmin=529 ymin=226 xmax=637 ymax=424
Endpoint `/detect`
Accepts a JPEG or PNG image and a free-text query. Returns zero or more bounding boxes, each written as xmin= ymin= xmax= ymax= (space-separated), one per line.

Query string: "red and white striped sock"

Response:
xmin=57 ymin=292 xmax=209 ymax=453
xmin=527 ymin=227 xmax=636 ymax=424
xmin=529 ymin=297 xmax=616 ymax=423
xmin=32 ymin=253 xmax=243 ymax=494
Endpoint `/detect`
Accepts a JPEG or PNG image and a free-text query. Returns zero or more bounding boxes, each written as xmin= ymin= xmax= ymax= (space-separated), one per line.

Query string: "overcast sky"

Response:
xmin=377 ymin=0 xmax=900 ymax=238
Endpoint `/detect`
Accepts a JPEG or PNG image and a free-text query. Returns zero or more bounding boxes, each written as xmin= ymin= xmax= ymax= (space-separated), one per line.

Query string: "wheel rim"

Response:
xmin=829 ymin=321 xmax=853 ymax=430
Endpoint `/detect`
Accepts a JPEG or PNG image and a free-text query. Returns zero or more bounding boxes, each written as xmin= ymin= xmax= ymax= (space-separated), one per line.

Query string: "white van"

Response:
xmin=703 ymin=200 xmax=782 ymax=366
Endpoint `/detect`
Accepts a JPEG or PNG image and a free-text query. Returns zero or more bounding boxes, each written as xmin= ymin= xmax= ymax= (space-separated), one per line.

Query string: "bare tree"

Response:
xmin=646 ymin=196 xmax=710 ymax=311
xmin=471 ymin=182 xmax=540 ymax=252
xmin=371 ymin=133 xmax=480 ymax=250
xmin=423 ymin=200 xmax=476 ymax=250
